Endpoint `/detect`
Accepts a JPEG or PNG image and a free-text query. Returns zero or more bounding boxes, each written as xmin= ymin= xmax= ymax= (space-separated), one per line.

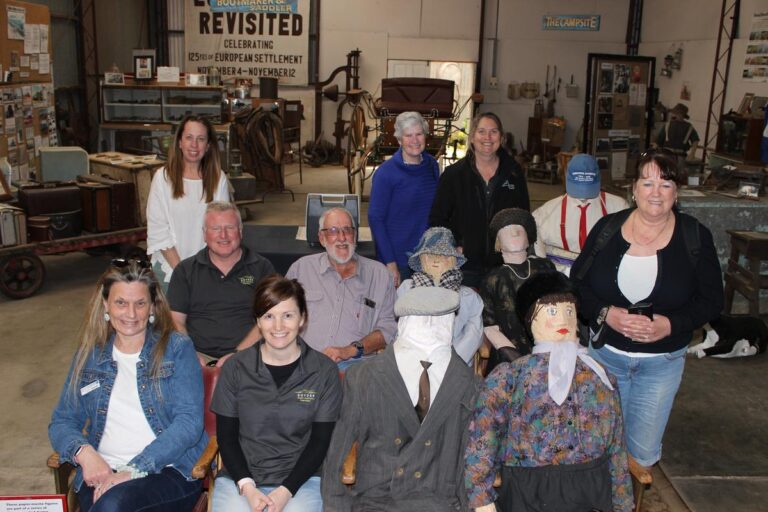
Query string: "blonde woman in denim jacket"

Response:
xmin=49 ymin=260 xmax=207 ymax=512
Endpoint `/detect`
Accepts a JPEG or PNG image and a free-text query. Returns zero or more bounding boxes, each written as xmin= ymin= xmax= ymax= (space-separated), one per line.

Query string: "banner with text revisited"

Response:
xmin=184 ymin=0 xmax=310 ymax=85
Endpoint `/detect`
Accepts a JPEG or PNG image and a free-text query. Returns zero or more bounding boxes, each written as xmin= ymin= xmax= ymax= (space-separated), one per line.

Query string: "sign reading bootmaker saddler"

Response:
xmin=185 ymin=0 xmax=310 ymax=86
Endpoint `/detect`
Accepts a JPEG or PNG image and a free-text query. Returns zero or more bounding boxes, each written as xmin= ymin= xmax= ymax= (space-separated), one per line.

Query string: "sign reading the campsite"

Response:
xmin=542 ymin=15 xmax=601 ymax=31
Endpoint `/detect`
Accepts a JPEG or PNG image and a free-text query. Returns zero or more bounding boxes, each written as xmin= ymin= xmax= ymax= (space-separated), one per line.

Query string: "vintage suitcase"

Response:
xmin=305 ymin=194 xmax=360 ymax=247
xmin=0 ymin=204 xmax=26 ymax=247
xmin=79 ymin=174 xmax=138 ymax=230
xmin=49 ymin=210 xmax=83 ymax=239
xmin=39 ymin=146 xmax=90 ymax=182
xmin=78 ymin=182 xmax=112 ymax=233
xmin=28 ymin=216 xmax=52 ymax=242
xmin=88 ymin=152 xmax=164 ymax=225
xmin=18 ymin=184 xmax=82 ymax=216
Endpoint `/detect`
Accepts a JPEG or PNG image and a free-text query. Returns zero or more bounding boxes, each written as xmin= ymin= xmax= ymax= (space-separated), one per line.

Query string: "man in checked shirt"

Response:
xmin=287 ymin=207 xmax=396 ymax=369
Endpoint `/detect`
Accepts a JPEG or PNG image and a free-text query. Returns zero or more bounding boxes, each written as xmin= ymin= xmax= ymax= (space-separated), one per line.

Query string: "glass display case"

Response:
xmin=715 ymin=113 xmax=764 ymax=164
xmin=101 ymin=81 xmax=223 ymax=124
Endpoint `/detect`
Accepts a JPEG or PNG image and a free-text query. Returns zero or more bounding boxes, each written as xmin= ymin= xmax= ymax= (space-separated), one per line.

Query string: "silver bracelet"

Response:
xmin=115 ymin=464 xmax=148 ymax=480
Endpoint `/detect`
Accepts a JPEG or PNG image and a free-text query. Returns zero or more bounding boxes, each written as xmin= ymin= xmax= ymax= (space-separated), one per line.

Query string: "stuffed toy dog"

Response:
xmin=687 ymin=314 xmax=768 ymax=359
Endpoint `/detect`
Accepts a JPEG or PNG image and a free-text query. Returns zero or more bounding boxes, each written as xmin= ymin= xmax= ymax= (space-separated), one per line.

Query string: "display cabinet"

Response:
xmin=715 ymin=113 xmax=764 ymax=165
xmin=101 ymin=80 xmax=223 ymax=124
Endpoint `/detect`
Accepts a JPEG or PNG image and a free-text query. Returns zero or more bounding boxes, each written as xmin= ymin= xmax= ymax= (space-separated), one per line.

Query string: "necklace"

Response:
xmin=632 ymin=211 xmax=670 ymax=247
xmin=504 ymin=259 xmax=531 ymax=280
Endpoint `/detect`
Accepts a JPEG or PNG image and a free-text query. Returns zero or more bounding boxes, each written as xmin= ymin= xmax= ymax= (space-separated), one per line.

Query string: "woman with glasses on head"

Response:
xmin=211 ymin=275 xmax=342 ymax=512
xmin=147 ymin=114 xmax=230 ymax=289
xmin=571 ymin=150 xmax=723 ymax=476
xmin=368 ymin=111 xmax=440 ymax=287
xmin=429 ymin=112 xmax=530 ymax=288
xmin=49 ymin=260 xmax=208 ymax=512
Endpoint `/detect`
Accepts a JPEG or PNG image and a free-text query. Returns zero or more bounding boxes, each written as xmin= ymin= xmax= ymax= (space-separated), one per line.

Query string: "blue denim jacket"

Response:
xmin=49 ymin=329 xmax=208 ymax=491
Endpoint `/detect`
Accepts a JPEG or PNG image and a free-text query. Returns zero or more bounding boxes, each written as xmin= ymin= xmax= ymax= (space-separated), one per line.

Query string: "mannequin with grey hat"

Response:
xmin=481 ymin=208 xmax=555 ymax=364
xmin=655 ymin=103 xmax=699 ymax=163
xmin=322 ymin=286 xmax=481 ymax=511
xmin=533 ymin=154 xmax=629 ymax=275
xmin=398 ymin=226 xmax=484 ymax=364
xmin=466 ymin=271 xmax=633 ymax=512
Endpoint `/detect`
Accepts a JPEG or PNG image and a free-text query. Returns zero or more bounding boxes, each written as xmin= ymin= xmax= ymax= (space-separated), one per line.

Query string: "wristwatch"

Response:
xmin=596 ymin=306 xmax=610 ymax=326
xmin=351 ymin=340 xmax=364 ymax=359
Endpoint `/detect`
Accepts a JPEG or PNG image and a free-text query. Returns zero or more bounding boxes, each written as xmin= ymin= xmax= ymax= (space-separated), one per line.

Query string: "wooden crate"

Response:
xmin=88 ymin=152 xmax=164 ymax=225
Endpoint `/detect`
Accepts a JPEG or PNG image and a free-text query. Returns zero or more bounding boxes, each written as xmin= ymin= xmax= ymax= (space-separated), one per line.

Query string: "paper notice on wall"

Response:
xmin=39 ymin=54 xmax=50 ymax=74
xmin=611 ymin=151 xmax=627 ymax=180
xmin=744 ymin=11 xmax=768 ymax=82
xmin=40 ymin=24 xmax=49 ymax=52
xmin=24 ymin=23 xmax=40 ymax=53
xmin=7 ymin=5 xmax=25 ymax=40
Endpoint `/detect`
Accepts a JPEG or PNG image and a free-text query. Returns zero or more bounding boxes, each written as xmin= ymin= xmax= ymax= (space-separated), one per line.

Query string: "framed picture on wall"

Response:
xmin=134 ymin=56 xmax=154 ymax=81
xmin=185 ymin=73 xmax=207 ymax=86
xmin=104 ymin=72 xmax=125 ymax=85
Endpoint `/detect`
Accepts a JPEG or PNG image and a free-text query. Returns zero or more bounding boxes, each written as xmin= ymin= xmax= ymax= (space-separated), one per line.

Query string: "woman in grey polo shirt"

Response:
xmin=211 ymin=275 xmax=343 ymax=512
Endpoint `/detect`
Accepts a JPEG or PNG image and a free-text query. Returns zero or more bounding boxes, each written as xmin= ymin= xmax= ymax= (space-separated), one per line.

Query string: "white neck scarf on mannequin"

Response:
xmin=531 ymin=340 xmax=613 ymax=405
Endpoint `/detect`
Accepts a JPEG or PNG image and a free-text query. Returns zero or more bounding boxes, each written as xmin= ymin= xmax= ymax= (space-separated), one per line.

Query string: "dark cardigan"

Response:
xmin=571 ymin=210 xmax=723 ymax=354
xmin=429 ymin=151 xmax=529 ymax=286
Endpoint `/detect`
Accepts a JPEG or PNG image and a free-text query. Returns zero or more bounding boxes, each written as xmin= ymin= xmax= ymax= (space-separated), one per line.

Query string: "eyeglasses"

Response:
xmin=111 ymin=258 xmax=151 ymax=270
xmin=320 ymin=226 xmax=356 ymax=237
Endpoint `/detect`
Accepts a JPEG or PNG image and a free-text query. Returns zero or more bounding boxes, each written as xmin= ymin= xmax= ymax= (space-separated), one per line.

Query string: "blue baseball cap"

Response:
xmin=566 ymin=154 xmax=600 ymax=199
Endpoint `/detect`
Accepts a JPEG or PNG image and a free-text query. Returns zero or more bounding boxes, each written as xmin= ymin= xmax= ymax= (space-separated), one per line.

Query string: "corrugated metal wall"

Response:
xmin=167 ymin=0 xmax=184 ymax=68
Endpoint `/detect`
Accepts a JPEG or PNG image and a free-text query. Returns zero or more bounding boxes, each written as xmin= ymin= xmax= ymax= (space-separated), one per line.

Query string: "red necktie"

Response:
xmin=578 ymin=204 xmax=590 ymax=249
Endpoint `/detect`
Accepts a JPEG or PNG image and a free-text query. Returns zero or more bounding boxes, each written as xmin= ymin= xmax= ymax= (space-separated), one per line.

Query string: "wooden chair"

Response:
xmin=627 ymin=454 xmax=652 ymax=512
xmin=47 ymin=365 xmax=222 ymax=512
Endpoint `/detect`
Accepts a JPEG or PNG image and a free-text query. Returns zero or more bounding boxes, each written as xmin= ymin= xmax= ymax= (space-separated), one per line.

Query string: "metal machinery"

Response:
xmin=345 ymin=78 xmax=478 ymax=197
xmin=316 ymin=50 xmax=478 ymax=196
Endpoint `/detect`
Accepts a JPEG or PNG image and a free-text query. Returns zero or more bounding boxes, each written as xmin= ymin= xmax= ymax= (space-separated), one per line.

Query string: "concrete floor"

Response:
xmin=1 ymin=162 xmax=693 ymax=511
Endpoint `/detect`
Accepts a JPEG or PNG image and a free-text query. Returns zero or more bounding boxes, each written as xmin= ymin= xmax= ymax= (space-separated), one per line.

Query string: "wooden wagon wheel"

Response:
xmin=345 ymin=104 xmax=368 ymax=193
xmin=0 ymin=253 xmax=46 ymax=299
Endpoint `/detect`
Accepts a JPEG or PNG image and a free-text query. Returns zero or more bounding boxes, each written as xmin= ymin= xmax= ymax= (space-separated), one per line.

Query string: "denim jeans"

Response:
xmin=212 ymin=475 xmax=322 ymax=512
xmin=588 ymin=344 xmax=687 ymax=467
xmin=77 ymin=467 xmax=201 ymax=512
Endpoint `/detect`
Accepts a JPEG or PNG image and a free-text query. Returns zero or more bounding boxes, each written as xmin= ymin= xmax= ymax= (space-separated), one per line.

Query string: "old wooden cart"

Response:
xmin=0 ymin=227 xmax=147 ymax=299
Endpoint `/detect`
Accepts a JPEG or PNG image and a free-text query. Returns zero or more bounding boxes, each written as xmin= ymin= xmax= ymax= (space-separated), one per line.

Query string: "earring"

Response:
xmin=149 ymin=314 xmax=156 ymax=324
xmin=631 ymin=194 xmax=635 ymax=203
xmin=104 ymin=313 xmax=110 ymax=322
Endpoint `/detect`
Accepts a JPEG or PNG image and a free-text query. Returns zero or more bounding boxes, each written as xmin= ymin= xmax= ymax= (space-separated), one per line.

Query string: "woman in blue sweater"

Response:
xmin=368 ymin=111 xmax=440 ymax=286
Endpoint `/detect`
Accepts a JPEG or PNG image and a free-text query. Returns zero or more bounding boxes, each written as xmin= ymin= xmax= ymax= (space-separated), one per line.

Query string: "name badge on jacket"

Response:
xmin=80 ymin=380 xmax=100 ymax=396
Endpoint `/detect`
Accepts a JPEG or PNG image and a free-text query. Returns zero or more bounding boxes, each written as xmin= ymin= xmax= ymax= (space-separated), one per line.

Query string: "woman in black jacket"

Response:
xmin=571 ymin=150 xmax=723 ymax=475
xmin=429 ymin=112 xmax=529 ymax=287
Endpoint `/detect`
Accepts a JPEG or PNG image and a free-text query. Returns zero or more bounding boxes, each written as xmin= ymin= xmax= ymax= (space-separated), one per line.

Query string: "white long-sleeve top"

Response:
xmin=146 ymin=167 xmax=230 ymax=282
xmin=533 ymin=192 xmax=629 ymax=276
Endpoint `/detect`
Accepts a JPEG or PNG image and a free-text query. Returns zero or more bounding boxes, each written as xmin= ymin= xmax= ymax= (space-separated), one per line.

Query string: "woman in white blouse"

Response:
xmin=147 ymin=115 xmax=230 ymax=288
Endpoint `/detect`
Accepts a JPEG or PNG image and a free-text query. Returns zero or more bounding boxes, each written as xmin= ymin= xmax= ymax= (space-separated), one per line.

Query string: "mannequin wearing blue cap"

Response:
xmin=532 ymin=154 xmax=629 ymax=276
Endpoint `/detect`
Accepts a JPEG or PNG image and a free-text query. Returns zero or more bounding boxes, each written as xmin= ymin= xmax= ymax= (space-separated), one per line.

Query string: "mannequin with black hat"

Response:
xmin=322 ymin=287 xmax=481 ymax=511
xmin=655 ymin=102 xmax=700 ymax=163
xmin=465 ymin=271 xmax=633 ymax=512
xmin=533 ymin=154 xmax=629 ymax=275
xmin=480 ymin=208 xmax=555 ymax=363
xmin=398 ymin=226 xmax=484 ymax=364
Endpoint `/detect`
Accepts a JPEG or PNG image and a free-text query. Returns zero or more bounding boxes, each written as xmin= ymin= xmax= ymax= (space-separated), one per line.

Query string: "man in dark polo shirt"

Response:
xmin=168 ymin=201 xmax=275 ymax=366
